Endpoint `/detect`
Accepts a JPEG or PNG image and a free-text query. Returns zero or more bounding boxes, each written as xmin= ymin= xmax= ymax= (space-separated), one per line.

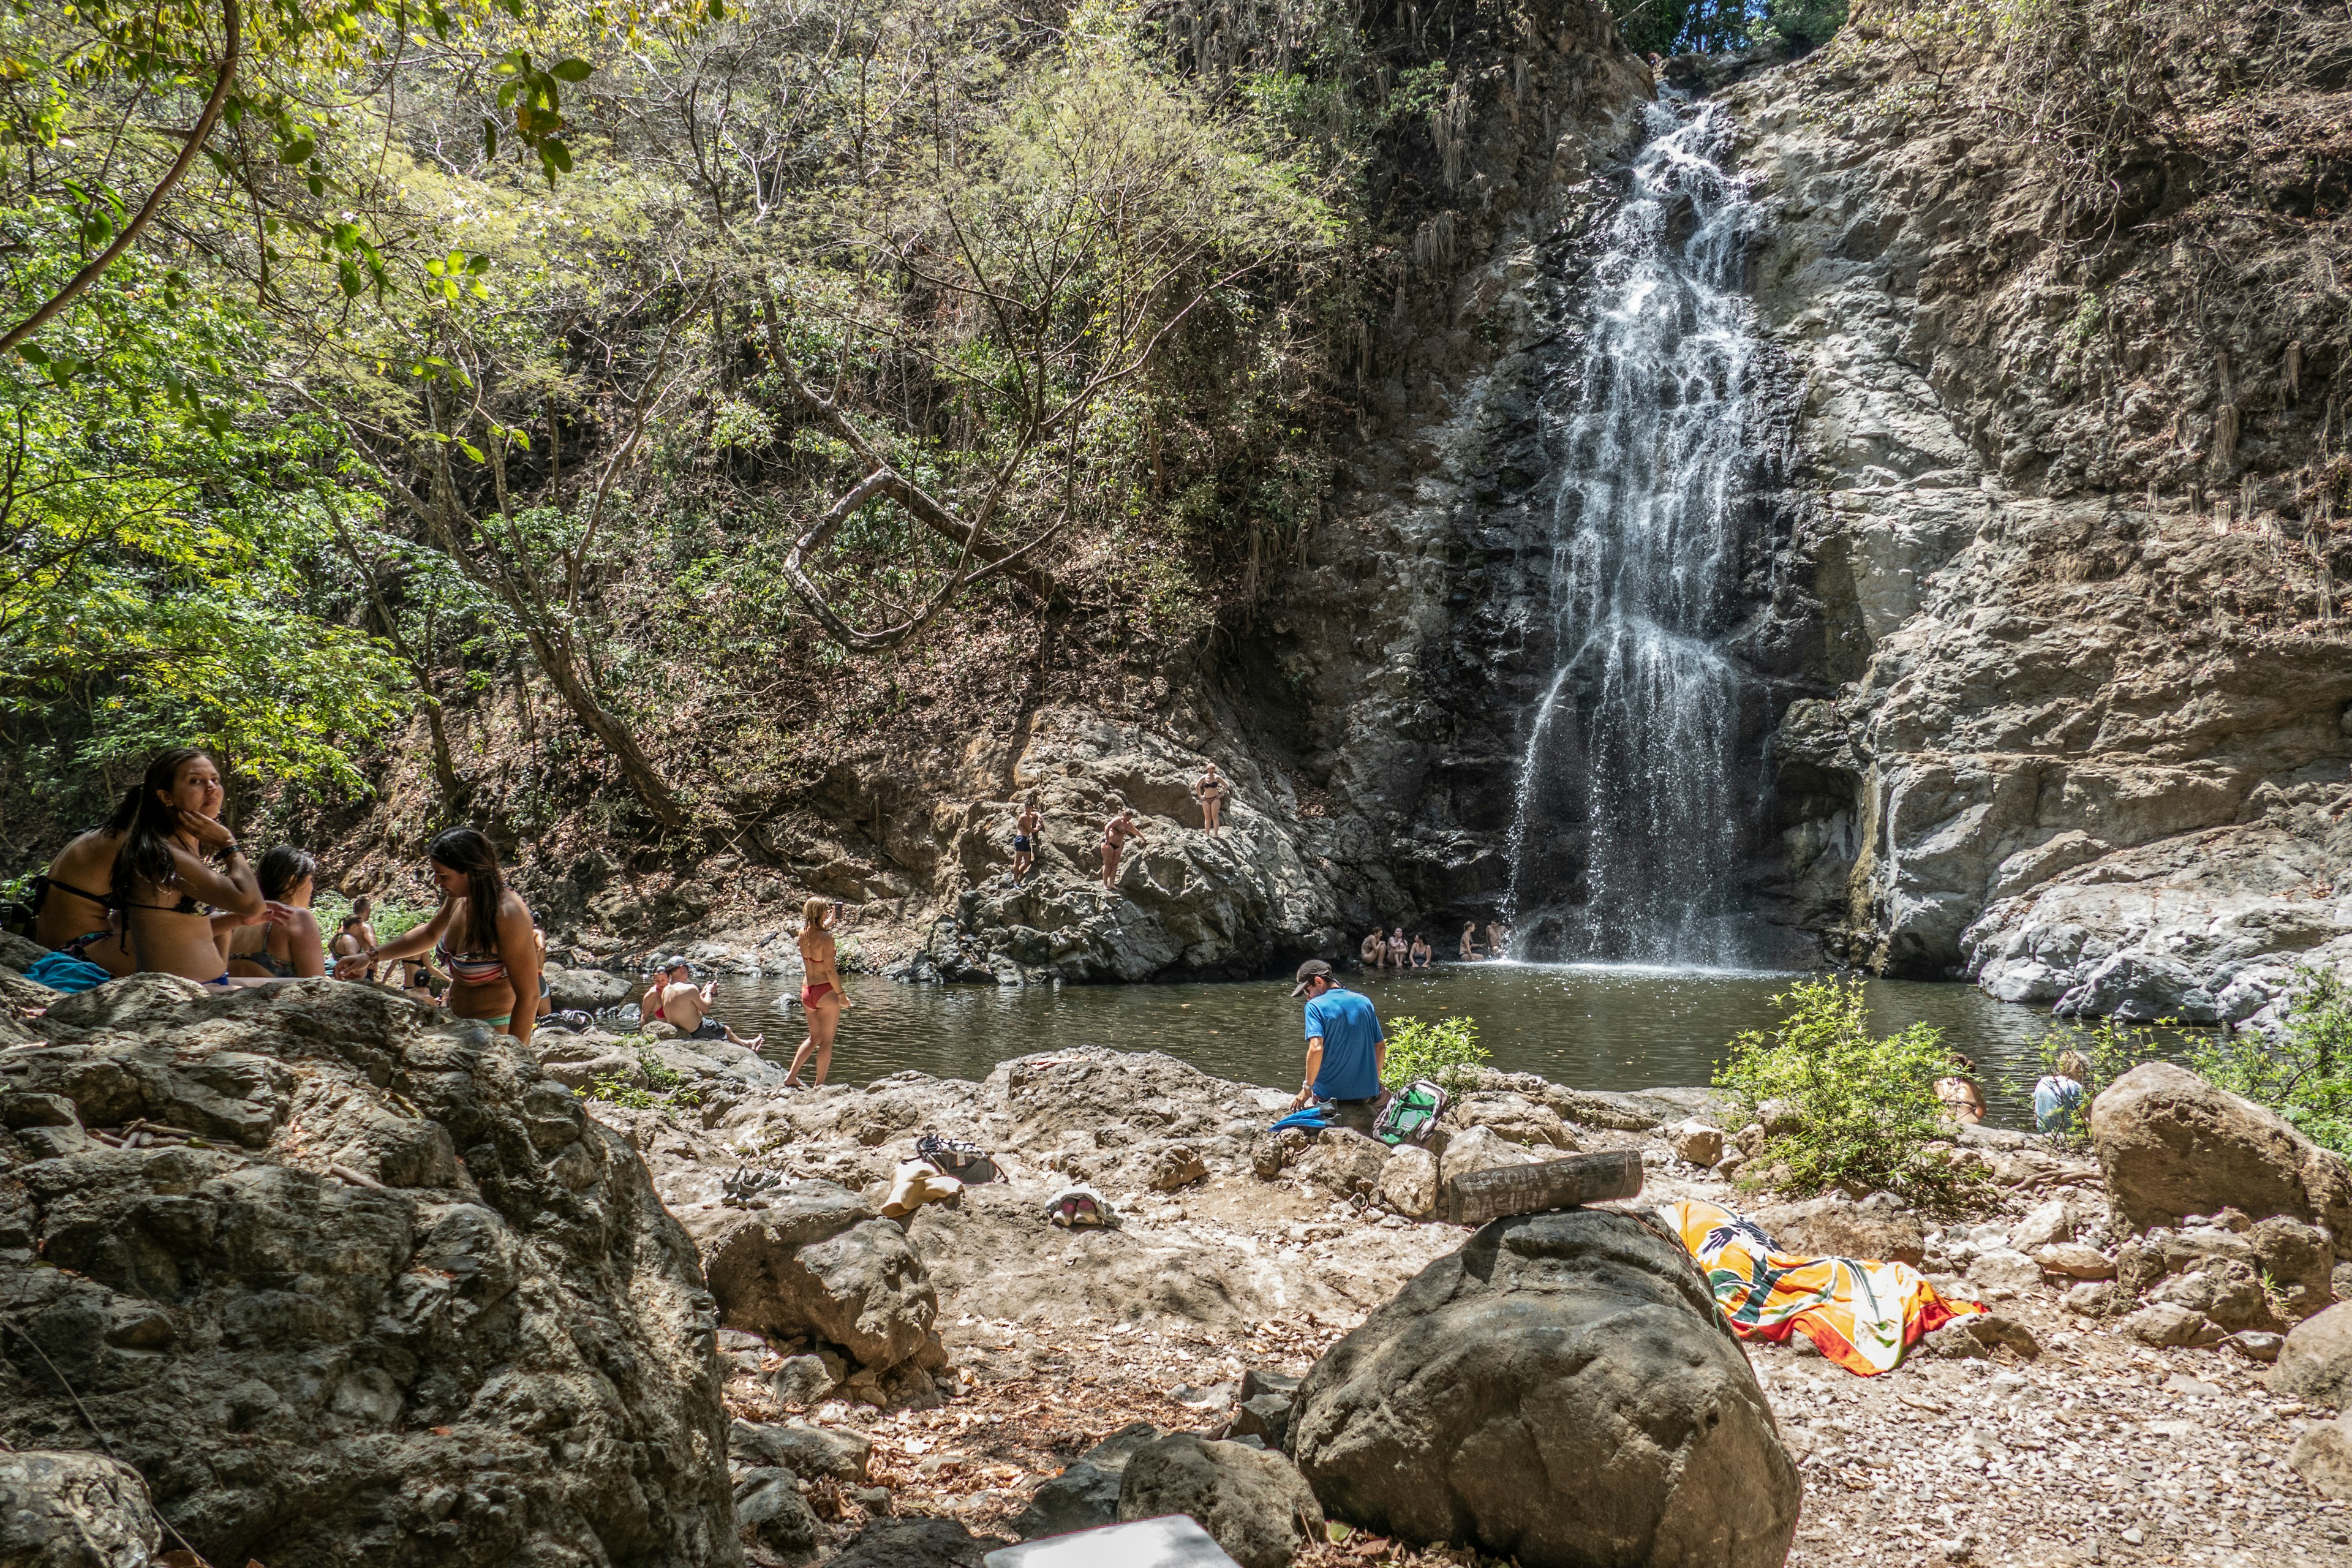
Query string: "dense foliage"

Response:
xmin=2197 ymin=967 xmax=2352 ymax=1155
xmin=1716 ymin=976 xmax=1973 ymax=1205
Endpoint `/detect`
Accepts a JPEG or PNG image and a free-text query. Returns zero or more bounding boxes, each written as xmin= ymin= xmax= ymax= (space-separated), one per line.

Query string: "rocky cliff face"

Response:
xmin=1719 ymin=0 xmax=2352 ymax=1016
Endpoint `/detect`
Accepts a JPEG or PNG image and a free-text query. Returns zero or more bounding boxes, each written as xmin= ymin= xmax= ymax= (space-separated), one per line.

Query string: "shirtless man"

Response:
xmin=1100 ymin=810 xmax=1145 ymax=891
xmin=1011 ymin=794 xmax=1042 ymax=884
xmin=648 ymin=957 xmax=764 ymax=1047
xmin=1486 ymin=921 xmax=1509 ymax=961
xmin=1196 ymin=763 xmax=1227 ymax=839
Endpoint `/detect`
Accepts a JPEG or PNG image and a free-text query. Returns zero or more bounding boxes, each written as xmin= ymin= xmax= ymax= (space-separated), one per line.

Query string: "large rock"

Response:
xmin=829 ymin=1516 xmax=1001 ymax=1567
xmin=2292 ymin=1415 xmax=2352 ymax=1501
xmin=1116 ymin=1434 xmax=1322 ymax=1568
xmin=0 ymin=1450 xmax=162 ymax=1567
xmin=1449 ymin=1092 xmax=1575 ymax=1149
xmin=0 ymin=976 xmax=737 ymax=1567
xmin=1376 ymin=1144 xmax=1441 ymax=1219
xmin=1293 ymin=1128 xmax=1390 ymax=1201
xmin=1014 ymin=1422 xmax=1163 ymax=1541
xmin=2269 ymin=1302 xmax=2352 ymax=1407
xmin=543 ymin=965 xmax=631 ymax=1012
xmin=1752 ymin=1193 xmax=1926 ymax=1267
xmin=1438 ymin=1125 xmax=1539 ymax=1185
xmin=2089 ymin=1063 xmax=2352 ymax=1251
xmin=682 ymin=1181 xmax=947 ymax=1402
xmin=1289 ymin=1208 xmax=1800 ymax=1567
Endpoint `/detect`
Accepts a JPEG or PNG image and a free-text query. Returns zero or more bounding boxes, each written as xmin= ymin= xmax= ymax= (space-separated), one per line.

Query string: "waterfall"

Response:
xmin=1502 ymin=96 xmax=1766 ymax=967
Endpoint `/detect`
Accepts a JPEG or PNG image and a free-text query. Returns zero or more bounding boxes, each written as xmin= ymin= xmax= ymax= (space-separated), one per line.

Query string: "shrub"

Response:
xmin=1381 ymin=1014 xmax=1490 ymax=1096
xmin=1714 ymin=976 xmax=1971 ymax=1206
xmin=2007 ymin=1014 xmax=2168 ymax=1147
xmin=2196 ymin=965 xmax=2352 ymax=1156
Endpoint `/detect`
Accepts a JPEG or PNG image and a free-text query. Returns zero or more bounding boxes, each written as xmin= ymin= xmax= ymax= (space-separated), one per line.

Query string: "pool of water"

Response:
xmin=705 ymin=962 xmax=2109 ymax=1130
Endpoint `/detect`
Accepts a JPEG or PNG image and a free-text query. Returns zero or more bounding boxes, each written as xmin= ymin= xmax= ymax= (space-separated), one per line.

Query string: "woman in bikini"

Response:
xmin=109 ymin=747 xmax=266 ymax=985
xmin=227 ymin=846 xmax=327 ymax=979
xmin=1460 ymin=921 xmax=1484 ymax=961
xmin=785 ymin=897 xmax=849 ymax=1088
xmin=32 ymin=818 xmax=134 ymax=976
xmin=334 ymin=827 xmax=543 ymax=1043
xmin=1196 ymin=763 xmax=1227 ymax=839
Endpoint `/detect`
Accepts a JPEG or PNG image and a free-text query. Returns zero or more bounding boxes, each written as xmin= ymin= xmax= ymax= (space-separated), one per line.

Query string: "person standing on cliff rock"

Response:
xmin=1288 ymin=959 xmax=1388 ymax=1136
xmin=1099 ymin=809 xmax=1146 ymax=892
xmin=1011 ymin=794 xmax=1042 ymax=884
xmin=1196 ymin=763 xmax=1228 ymax=839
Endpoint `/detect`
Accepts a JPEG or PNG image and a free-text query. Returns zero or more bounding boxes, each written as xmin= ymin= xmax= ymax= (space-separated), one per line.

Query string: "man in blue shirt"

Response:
xmin=1287 ymin=959 xmax=1387 ymax=1133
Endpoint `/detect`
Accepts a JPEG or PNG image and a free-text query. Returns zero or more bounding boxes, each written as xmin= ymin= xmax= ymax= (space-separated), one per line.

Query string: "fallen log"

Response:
xmin=1439 ymin=1148 xmax=1645 ymax=1226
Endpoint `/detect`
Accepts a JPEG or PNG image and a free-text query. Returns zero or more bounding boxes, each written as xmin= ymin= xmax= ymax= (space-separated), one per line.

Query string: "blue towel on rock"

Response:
xmin=25 ymin=952 xmax=110 ymax=993
xmin=1270 ymin=1105 xmax=1332 ymax=1133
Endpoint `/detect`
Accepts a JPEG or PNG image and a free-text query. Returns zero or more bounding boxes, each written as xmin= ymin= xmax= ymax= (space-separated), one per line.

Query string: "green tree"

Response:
xmin=2197 ymin=967 xmax=2352 ymax=1155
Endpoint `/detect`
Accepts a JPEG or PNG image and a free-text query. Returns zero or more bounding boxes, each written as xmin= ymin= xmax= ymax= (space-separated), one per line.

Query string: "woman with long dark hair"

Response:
xmin=336 ymin=828 xmax=543 ymax=1042
xmin=227 ymin=846 xmax=326 ymax=979
xmin=108 ymin=748 xmax=266 ymax=984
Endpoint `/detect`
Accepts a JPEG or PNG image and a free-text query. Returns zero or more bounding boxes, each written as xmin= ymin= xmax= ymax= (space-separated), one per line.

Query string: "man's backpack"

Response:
xmin=916 ymin=1129 xmax=1000 ymax=1185
xmin=1375 ymin=1079 xmax=1449 ymax=1146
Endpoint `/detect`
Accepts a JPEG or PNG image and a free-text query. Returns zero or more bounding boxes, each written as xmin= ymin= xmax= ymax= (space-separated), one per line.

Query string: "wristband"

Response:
xmin=213 ymin=842 xmax=241 ymax=862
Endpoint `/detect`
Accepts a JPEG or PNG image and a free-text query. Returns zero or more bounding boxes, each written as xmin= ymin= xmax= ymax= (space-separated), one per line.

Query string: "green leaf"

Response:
xmin=709 ymin=0 xmax=726 ymax=18
xmin=482 ymin=118 xmax=497 ymax=158
xmin=551 ymin=58 xmax=593 ymax=83
xmin=541 ymin=138 xmax=572 ymax=174
xmin=279 ymin=136 xmax=315 ymax=165
xmin=466 ymin=254 xmax=492 ymax=275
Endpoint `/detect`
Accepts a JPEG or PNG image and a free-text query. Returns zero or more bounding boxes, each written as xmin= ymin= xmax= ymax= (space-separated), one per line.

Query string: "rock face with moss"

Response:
xmin=0 ymin=976 xmax=737 ymax=1568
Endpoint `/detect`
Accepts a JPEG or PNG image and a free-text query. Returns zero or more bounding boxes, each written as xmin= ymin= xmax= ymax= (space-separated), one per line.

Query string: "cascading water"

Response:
xmin=1502 ymin=96 xmax=1767 ymax=967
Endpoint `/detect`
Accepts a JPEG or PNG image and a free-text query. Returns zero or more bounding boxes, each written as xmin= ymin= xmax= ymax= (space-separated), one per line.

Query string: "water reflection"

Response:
xmin=705 ymin=962 xmax=2116 ymax=1130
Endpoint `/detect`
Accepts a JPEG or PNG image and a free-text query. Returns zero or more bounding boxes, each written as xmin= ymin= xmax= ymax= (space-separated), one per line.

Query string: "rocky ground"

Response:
xmin=8 ymin=955 xmax=2352 ymax=1567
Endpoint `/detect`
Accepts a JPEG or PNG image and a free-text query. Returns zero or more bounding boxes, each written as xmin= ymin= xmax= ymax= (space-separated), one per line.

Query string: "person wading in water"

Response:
xmin=786 ymin=898 xmax=850 ymax=1087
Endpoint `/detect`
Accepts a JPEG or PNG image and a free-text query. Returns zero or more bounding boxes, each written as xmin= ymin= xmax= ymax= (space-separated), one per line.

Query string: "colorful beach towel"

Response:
xmin=1663 ymin=1198 xmax=1984 ymax=1376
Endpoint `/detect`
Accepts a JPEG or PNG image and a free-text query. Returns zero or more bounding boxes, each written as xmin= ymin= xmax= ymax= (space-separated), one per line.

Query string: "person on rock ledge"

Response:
xmin=1011 ymin=793 xmax=1042 ymax=884
xmin=1195 ymin=761 xmax=1227 ymax=839
xmin=1409 ymin=933 xmax=1433 ymax=968
xmin=1287 ymin=959 xmax=1389 ymax=1136
xmin=1099 ymin=809 xmax=1146 ymax=892
xmin=1360 ymin=929 xmax=1386 ymax=971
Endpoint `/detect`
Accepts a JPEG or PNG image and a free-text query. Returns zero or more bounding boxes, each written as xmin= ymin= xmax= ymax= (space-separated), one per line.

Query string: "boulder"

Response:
xmin=0 ymin=1450 xmax=162 ymax=1567
xmin=733 ymin=1468 xmax=821 ymax=1556
xmin=2089 ymin=1063 xmax=2352 ymax=1251
xmin=2146 ymin=1259 xmax=2281 ymax=1334
xmin=2034 ymin=1243 xmax=2116 ymax=1280
xmin=1289 ymin=1208 xmax=1799 ymax=1568
xmin=1116 ymin=1434 xmax=1322 ymax=1568
xmin=1966 ymin=1248 xmax=2043 ymax=1300
xmin=2120 ymin=1302 xmax=2226 ymax=1349
xmin=1292 ymin=1128 xmax=1389 ymax=1201
xmin=543 ymin=965 xmax=632 ymax=1012
xmin=2008 ymin=1196 xmax=2076 ymax=1251
xmin=0 ymin=977 xmax=737 ymax=1567
xmin=2250 ymin=1215 xmax=2338 ymax=1321
xmin=2269 ymin=1302 xmax=2352 ymax=1406
xmin=1013 ymin=1423 xmax=1163 ymax=1541
xmin=829 ymin=1516 xmax=1001 ymax=1567
xmin=1438 ymin=1125 xmax=1539 ymax=1186
xmin=1376 ymin=1144 xmax=1440 ymax=1219
xmin=1449 ymin=1092 xmax=1575 ymax=1149
xmin=684 ymin=1180 xmax=948 ymax=1401
xmin=730 ymin=1417 xmax=873 ymax=1482
xmin=1670 ymin=1121 xmax=1724 ymax=1167
xmin=1148 ymin=1144 xmax=1209 ymax=1191
xmin=2291 ymin=1415 xmax=2352 ymax=1501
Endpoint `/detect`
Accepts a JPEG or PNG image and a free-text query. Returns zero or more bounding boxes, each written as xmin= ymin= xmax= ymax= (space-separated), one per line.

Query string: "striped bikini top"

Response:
xmin=434 ymin=937 xmax=507 ymax=986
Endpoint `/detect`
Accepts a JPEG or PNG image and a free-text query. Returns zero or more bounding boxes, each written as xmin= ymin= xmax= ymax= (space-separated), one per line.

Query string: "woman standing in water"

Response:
xmin=109 ymin=748 xmax=266 ymax=984
xmin=335 ymin=828 xmax=543 ymax=1044
xmin=786 ymin=897 xmax=849 ymax=1088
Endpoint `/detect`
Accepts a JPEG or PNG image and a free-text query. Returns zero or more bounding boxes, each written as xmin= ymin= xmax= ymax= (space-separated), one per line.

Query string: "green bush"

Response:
xmin=1381 ymin=1014 xmax=1490 ymax=1096
xmin=575 ymin=1047 xmax=704 ymax=1112
xmin=1714 ymin=976 xmax=1971 ymax=1206
xmin=2007 ymin=1014 xmax=2168 ymax=1147
xmin=2196 ymin=965 xmax=2352 ymax=1156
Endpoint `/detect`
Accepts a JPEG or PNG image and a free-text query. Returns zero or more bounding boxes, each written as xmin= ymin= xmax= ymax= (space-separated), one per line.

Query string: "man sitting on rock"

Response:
xmin=1287 ymin=959 xmax=1388 ymax=1136
xmin=648 ymin=956 xmax=763 ymax=1047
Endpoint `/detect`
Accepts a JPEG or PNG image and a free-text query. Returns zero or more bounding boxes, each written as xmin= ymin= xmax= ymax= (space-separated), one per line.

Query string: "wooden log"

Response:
xmin=1439 ymin=1148 xmax=1645 ymax=1227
